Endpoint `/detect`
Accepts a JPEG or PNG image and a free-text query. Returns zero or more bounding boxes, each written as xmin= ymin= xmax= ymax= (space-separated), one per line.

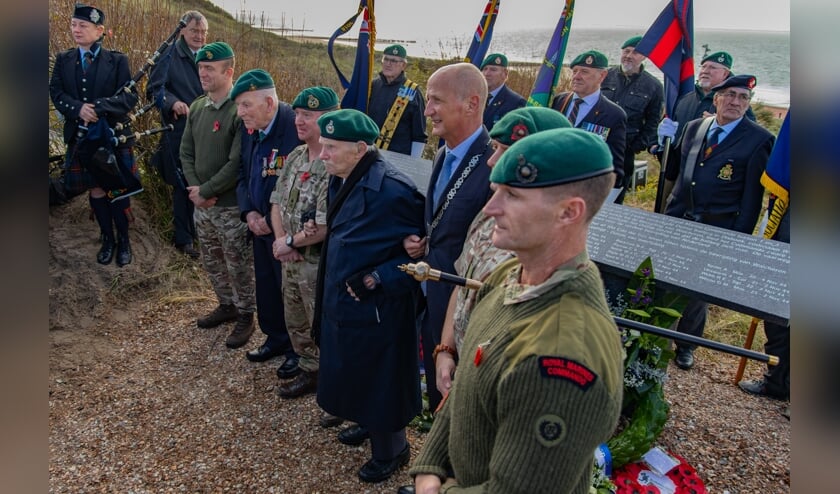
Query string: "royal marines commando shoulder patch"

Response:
xmin=538 ymin=356 xmax=597 ymax=390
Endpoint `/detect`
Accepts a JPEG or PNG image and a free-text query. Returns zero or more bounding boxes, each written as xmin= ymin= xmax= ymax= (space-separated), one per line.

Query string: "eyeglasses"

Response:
xmin=718 ymin=91 xmax=751 ymax=102
xmin=188 ymin=28 xmax=208 ymax=35
xmin=381 ymin=57 xmax=404 ymax=65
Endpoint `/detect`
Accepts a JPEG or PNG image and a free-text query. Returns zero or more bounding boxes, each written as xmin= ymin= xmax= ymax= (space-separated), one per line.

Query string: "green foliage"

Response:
xmin=607 ymin=257 xmax=687 ymax=468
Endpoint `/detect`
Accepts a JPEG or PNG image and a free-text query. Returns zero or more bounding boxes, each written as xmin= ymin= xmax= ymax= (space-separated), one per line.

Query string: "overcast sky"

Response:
xmin=210 ymin=0 xmax=790 ymax=38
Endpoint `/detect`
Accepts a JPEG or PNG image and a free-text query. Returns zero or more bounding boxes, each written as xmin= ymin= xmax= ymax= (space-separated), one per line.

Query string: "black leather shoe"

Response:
xmin=246 ymin=344 xmax=283 ymax=362
xmin=276 ymin=355 xmax=301 ymax=379
xmin=116 ymin=236 xmax=132 ymax=267
xmin=278 ymin=371 xmax=318 ymax=398
xmin=397 ymin=485 xmax=416 ymax=494
xmin=319 ymin=412 xmax=344 ymax=428
xmin=176 ymin=243 xmax=200 ymax=259
xmin=674 ymin=347 xmax=694 ymax=370
xmin=738 ymin=379 xmax=789 ymax=400
xmin=97 ymin=235 xmax=115 ymax=265
xmin=338 ymin=424 xmax=370 ymax=446
xmin=358 ymin=444 xmax=410 ymax=483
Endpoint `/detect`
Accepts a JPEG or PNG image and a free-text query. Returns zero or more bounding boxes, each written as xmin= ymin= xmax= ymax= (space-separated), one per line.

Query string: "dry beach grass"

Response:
xmin=49 ymin=195 xmax=789 ymax=493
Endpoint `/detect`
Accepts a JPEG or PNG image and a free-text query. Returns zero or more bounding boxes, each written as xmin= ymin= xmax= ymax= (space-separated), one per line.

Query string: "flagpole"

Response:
xmin=654 ymin=136 xmax=672 ymax=213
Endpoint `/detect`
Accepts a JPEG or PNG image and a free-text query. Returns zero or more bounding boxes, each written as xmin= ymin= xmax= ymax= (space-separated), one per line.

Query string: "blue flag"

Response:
xmin=527 ymin=0 xmax=575 ymax=107
xmin=464 ymin=0 xmax=500 ymax=67
xmin=633 ymin=0 xmax=694 ymax=116
xmin=327 ymin=0 xmax=375 ymax=112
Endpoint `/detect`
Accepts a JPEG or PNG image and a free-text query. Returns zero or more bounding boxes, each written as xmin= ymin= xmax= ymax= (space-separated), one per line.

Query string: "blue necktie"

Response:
xmin=258 ymin=130 xmax=267 ymax=142
xmin=82 ymin=52 xmax=93 ymax=72
xmin=707 ymin=127 xmax=723 ymax=146
xmin=433 ymin=151 xmax=458 ymax=209
xmin=705 ymin=127 xmax=723 ymax=157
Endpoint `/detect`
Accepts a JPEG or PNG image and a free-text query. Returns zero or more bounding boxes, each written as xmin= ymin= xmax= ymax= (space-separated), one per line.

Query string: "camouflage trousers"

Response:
xmin=194 ymin=206 xmax=256 ymax=312
xmin=282 ymin=257 xmax=320 ymax=372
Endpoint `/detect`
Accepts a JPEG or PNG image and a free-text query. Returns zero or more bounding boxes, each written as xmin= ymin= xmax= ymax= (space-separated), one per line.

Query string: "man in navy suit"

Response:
xmin=480 ymin=53 xmax=526 ymax=131
xmin=552 ymin=50 xmax=627 ymax=202
xmin=232 ymin=69 xmax=301 ymax=366
xmin=403 ymin=62 xmax=494 ymax=414
xmin=663 ymin=74 xmax=775 ymax=370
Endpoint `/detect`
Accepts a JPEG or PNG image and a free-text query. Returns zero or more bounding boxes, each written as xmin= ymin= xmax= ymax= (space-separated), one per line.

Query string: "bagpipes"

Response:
xmin=399 ymin=262 xmax=779 ymax=366
xmin=56 ymin=18 xmax=188 ymax=205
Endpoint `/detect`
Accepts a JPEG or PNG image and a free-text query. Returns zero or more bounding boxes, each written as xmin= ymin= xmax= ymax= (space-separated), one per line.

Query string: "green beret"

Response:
xmin=488 ymin=107 xmax=571 ymax=146
xmin=317 ymin=109 xmax=380 ymax=145
xmin=480 ymin=53 xmax=508 ymax=70
xmin=383 ymin=44 xmax=407 ymax=59
xmin=73 ymin=4 xmax=104 ymax=25
xmin=195 ymin=41 xmax=234 ymax=64
xmin=711 ymin=74 xmax=757 ymax=93
xmin=491 ymin=128 xmax=613 ymax=188
xmin=292 ymin=86 xmax=339 ymax=111
xmin=230 ymin=69 xmax=275 ymax=101
xmin=701 ymin=51 xmax=733 ymax=69
xmin=570 ymin=50 xmax=609 ymax=69
xmin=622 ymin=35 xmax=643 ymax=49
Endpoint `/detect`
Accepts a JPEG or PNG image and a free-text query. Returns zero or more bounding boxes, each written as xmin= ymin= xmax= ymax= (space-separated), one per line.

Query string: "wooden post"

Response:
xmin=733 ymin=317 xmax=762 ymax=384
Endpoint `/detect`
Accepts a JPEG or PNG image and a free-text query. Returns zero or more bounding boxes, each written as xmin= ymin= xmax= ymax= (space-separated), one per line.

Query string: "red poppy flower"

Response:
xmin=212 ymin=120 xmax=220 ymax=132
xmin=510 ymin=123 xmax=529 ymax=142
xmin=300 ymin=171 xmax=312 ymax=182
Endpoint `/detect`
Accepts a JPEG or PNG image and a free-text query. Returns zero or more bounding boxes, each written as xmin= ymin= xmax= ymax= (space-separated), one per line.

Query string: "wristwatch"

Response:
xmin=285 ymin=234 xmax=295 ymax=248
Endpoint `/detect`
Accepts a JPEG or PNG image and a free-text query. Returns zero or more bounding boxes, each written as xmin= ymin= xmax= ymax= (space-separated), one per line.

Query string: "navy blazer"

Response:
xmin=552 ymin=91 xmax=628 ymax=182
xmin=423 ymin=128 xmax=494 ymax=341
xmin=483 ymin=84 xmax=526 ymax=131
xmin=146 ymin=37 xmax=203 ymax=185
xmin=236 ymin=103 xmax=301 ymax=226
xmin=664 ymin=116 xmax=774 ymax=234
xmin=318 ymin=153 xmax=425 ymax=430
xmin=49 ymin=46 xmax=138 ymax=147
xmin=146 ymin=37 xmax=202 ymax=133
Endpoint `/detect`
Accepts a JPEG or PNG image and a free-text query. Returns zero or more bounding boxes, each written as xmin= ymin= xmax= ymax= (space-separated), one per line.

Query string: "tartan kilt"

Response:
xmin=62 ymin=146 xmax=138 ymax=197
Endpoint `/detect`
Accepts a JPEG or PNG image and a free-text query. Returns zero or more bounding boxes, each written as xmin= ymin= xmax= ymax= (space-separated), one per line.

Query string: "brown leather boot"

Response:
xmin=197 ymin=304 xmax=238 ymax=328
xmin=225 ymin=312 xmax=255 ymax=348
xmin=277 ymin=370 xmax=318 ymax=399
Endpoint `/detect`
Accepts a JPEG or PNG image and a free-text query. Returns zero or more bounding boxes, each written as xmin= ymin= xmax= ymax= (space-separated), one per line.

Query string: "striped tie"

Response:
xmin=567 ymin=97 xmax=584 ymax=126
xmin=705 ymin=127 xmax=723 ymax=157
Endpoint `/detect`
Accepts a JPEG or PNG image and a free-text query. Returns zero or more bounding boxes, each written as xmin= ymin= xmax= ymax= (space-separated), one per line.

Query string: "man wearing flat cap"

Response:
xmin=180 ymin=42 xmax=257 ymax=349
xmin=230 ymin=69 xmax=302 ymax=370
xmin=552 ymin=49 xmax=627 ymax=202
xmin=601 ymin=36 xmax=664 ymax=202
xmin=267 ymin=87 xmax=338 ymax=402
xmin=663 ymin=74 xmax=774 ymax=371
xmin=50 ymin=3 xmax=140 ymax=267
xmin=480 ymin=53 xmax=526 ymax=131
xmin=656 ymin=50 xmax=756 ymax=153
xmin=312 ymin=109 xmax=425 ymax=483
xmin=368 ymin=44 xmax=428 ymax=157
xmin=408 ymin=128 xmax=623 ymax=493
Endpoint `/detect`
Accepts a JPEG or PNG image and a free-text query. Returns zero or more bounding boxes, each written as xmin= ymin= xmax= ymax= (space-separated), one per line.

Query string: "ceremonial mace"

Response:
xmin=399 ymin=261 xmax=778 ymax=366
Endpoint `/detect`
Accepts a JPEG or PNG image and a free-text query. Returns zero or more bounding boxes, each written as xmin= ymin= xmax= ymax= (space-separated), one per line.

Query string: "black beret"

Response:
xmin=711 ymin=74 xmax=757 ymax=93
